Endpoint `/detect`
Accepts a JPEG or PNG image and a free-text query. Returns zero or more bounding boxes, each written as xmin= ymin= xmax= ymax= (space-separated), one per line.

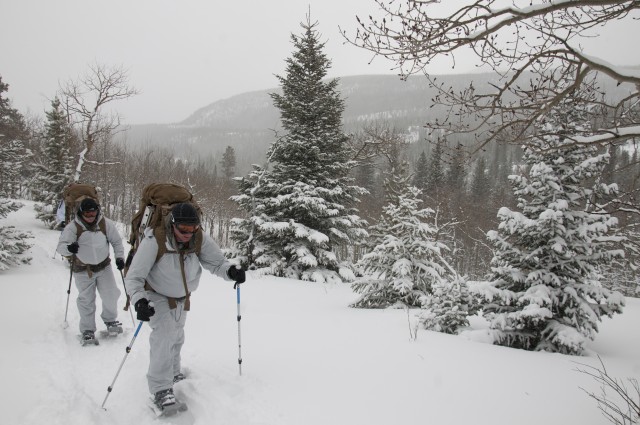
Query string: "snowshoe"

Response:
xmin=104 ymin=321 xmax=123 ymax=336
xmin=150 ymin=388 xmax=188 ymax=417
xmin=80 ymin=330 xmax=99 ymax=346
xmin=173 ymin=372 xmax=186 ymax=384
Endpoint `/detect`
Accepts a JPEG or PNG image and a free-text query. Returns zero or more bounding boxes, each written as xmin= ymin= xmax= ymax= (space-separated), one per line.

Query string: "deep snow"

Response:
xmin=1 ymin=200 xmax=639 ymax=425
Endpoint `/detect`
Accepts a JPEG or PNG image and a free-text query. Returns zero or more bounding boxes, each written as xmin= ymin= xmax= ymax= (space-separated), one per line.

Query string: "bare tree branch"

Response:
xmin=59 ymin=62 xmax=138 ymax=182
xmin=343 ymin=1 xmax=640 ymax=153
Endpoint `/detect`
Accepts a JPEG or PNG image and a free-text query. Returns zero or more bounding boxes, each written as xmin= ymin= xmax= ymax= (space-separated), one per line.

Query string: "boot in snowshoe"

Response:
xmin=104 ymin=321 xmax=123 ymax=336
xmin=173 ymin=372 xmax=186 ymax=384
xmin=80 ymin=330 xmax=99 ymax=346
xmin=151 ymin=388 xmax=187 ymax=416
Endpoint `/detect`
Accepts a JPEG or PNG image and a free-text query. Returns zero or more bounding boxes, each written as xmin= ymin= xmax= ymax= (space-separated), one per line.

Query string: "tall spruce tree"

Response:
xmin=230 ymin=15 xmax=367 ymax=282
xmin=33 ymin=97 xmax=75 ymax=227
xmin=473 ymin=95 xmax=625 ymax=354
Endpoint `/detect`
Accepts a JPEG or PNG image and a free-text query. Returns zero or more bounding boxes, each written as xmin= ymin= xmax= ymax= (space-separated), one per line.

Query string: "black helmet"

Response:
xmin=170 ymin=203 xmax=200 ymax=225
xmin=79 ymin=198 xmax=99 ymax=214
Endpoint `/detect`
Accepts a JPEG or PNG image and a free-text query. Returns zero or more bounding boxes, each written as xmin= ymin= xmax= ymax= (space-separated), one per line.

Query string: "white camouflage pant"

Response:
xmin=146 ymin=291 xmax=187 ymax=394
xmin=73 ymin=265 xmax=121 ymax=333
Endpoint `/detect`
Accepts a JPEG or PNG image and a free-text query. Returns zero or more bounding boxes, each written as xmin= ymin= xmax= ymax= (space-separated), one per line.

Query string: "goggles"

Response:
xmin=174 ymin=223 xmax=200 ymax=235
xmin=82 ymin=210 xmax=98 ymax=218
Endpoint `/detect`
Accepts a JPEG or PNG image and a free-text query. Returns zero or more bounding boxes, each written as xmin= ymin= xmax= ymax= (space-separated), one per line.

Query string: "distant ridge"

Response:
xmin=119 ymin=72 xmax=630 ymax=174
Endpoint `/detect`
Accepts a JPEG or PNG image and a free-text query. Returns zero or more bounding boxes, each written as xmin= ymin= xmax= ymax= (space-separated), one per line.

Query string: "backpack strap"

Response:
xmin=72 ymin=220 xmax=109 ymax=278
xmin=144 ymin=228 xmax=204 ymax=311
xmin=178 ymin=252 xmax=191 ymax=311
xmin=74 ymin=219 xmax=107 ymax=241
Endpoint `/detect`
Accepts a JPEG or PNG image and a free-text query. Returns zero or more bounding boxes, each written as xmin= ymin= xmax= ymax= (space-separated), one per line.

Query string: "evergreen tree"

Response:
xmin=469 ymin=156 xmax=490 ymax=201
xmin=220 ymin=145 xmax=237 ymax=182
xmin=0 ymin=76 xmax=28 ymax=198
xmin=354 ymin=160 xmax=380 ymax=221
xmin=0 ymin=77 xmax=32 ymax=268
xmin=352 ymin=180 xmax=451 ymax=308
xmin=0 ymin=199 xmax=32 ymax=270
xmin=419 ymin=276 xmax=472 ymax=334
xmin=412 ymin=151 xmax=428 ymax=191
xmin=472 ymin=95 xmax=625 ymax=354
xmin=446 ymin=143 xmax=466 ymax=193
xmin=230 ymin=15 xmax=367 ymax=282
xmin=424 ymin=139 xmax=446 ymax=201
xmin=33 ymin=97 xmax=75 ymax=227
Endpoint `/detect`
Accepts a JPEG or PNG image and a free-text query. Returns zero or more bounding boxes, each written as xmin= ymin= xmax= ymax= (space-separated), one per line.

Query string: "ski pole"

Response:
xmin=235 ymin=282 xmax=242 ymax=376
xmin=118 ymin=269 xmax=136 ymax=327
xmin=101 ymin=320 xmax=144 ymax=410
xmin=63 ymin=255 xmax=75 ymax=329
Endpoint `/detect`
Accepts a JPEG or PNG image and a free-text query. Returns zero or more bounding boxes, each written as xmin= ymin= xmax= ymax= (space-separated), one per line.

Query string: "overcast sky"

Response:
xmin=2 ymin=0 xmax=640 ymax=125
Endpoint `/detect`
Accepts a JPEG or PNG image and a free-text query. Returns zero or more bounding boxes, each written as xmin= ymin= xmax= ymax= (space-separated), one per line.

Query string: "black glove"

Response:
xmin=134 ymin=298 xmax=155 ymax=321
xmin=115 ymin=258 xmax=125 ymax=271
xmin=227 ymin=266 xmax=246 ymax=284
xmin=67 ymin=242 xmax=79 ymax=254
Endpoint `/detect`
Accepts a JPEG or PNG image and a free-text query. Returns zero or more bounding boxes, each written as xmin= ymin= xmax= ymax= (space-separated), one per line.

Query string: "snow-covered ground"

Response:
xmin=2 ymin=200 xmax=639 ymax=425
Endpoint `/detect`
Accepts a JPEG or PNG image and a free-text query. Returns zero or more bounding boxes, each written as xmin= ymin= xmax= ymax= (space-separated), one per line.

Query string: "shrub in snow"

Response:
xmin=419 ymin=277 xmax=474 ymax=334
xmin=0 ymin=199 xmax=32 ymax=270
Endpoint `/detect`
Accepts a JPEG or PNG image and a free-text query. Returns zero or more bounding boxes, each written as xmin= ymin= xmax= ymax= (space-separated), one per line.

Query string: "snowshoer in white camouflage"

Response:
xmin=56 ymin=198 xmax=126 ymax=345
xmin=125 ymin=202 xmax=245 ymax=412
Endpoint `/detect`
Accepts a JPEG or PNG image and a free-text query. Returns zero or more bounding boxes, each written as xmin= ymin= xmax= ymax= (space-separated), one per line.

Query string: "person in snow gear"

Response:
xmin=124 ymin=202 xmax=245 ymax=413
xmin=56 ymin=197 xmax=126 ymax=345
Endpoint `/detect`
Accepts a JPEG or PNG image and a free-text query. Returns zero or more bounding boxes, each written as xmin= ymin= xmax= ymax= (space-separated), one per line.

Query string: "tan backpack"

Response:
xmin=125 ymin=183 xmax=203 ymax=311
xmin=62 ymin=183 xmax=100 ymax=225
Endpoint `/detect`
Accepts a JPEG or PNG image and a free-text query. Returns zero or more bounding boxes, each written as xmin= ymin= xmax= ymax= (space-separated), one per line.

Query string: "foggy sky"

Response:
xmin=2 ymin=0 xmax=639 ymax=125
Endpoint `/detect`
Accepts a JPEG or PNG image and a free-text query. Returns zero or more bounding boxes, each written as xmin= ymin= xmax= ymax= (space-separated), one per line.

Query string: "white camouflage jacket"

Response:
xmin=56 ymin=214 xmax=125 ymax=265
xmin=125 ymin=225 xmax=233 ymax=307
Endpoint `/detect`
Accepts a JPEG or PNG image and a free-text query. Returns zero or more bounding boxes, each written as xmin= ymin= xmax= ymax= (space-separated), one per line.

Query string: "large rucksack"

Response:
xmin=125 ymin=183 xmax=203 ymax=311
xmin=62 ymin=183 xmax=100 ymax=225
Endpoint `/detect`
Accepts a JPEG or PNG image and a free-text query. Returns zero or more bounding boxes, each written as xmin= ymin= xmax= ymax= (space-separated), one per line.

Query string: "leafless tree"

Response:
xmin=348 ymin=121 xmax=411 ymax=165
xmin=59 ymin=62 xmax=138 ymax=182
xmin=576 ymin=357 xmax=640 ymax=425
xmin=344 ymin=0 xmax=640 ymax=153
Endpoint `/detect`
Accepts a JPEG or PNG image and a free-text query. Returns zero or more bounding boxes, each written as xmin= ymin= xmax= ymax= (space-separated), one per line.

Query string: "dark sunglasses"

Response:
xmin=174 ymin=224 xmax=200 ymax=235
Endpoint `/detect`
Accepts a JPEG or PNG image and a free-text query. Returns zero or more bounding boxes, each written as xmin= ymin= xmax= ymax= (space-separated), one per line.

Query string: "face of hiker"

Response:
xmin=173 ymin=223 xmax=199 ymax=243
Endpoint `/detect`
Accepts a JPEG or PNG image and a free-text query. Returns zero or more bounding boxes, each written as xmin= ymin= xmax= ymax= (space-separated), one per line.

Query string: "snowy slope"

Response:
xmin=1 ymin=201 xmax=639 ymax=425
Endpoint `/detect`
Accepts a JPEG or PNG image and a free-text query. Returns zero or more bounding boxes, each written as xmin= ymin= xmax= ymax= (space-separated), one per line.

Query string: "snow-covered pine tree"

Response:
xmin=33 ymin=97 xmax=75 ymax=228
xmin=0 ymin=198 xmax=32 ymax=270
xmin=0 ymin=76 xmax=33 ymax=268
xmin=0 ymin=76 xmax=29 ymax=199
xmin=352 ymin=162 xmax=451 ymax=308
xmin=228 ymin=163 xmax=285 ymax=273
xmin=472 ymin=93 xmax=625 ymax=355
xmin=419 ymin=276 xmax=472 ymax=334
xmin=230 ymin=15 xmax=367 ymax=283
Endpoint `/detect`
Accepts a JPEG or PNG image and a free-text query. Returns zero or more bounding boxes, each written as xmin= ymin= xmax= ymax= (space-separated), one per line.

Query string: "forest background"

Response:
xmin=2 ymin=1 xmax=640 ymax=297
xmin=3 ymin=68 xmax=638 ymax=292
